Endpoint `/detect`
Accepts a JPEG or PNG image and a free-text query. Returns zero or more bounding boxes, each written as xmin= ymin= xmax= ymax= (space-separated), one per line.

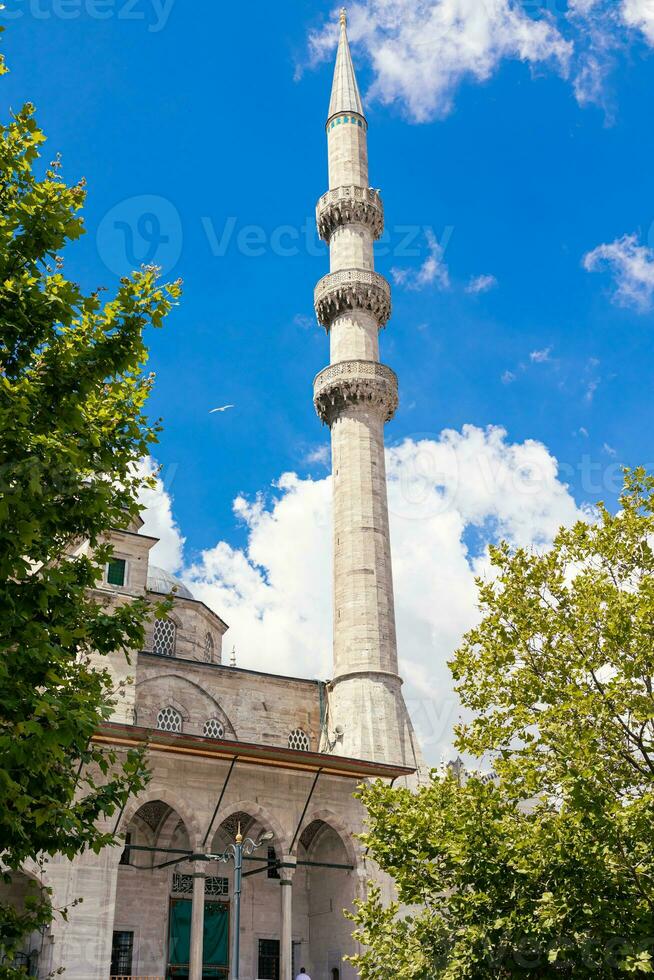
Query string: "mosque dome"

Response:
xmin=146 ymin=564 xmax=194 ymax=601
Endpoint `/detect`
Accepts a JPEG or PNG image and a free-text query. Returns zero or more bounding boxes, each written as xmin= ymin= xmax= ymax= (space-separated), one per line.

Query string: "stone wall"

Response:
xmin=135 ymin=656 xmax=323 ymax=749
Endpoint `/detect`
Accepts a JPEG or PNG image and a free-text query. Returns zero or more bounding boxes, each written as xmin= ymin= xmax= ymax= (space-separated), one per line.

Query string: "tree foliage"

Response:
xmin=0 ymin=30 xmax=180 ymax=973
xmin=351 ymin=470 xmax=654 ymax=978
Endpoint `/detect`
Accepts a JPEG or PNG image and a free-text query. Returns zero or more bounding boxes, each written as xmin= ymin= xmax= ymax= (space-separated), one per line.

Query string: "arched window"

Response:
xmin=157 ymin=706 xmax=182 ymax=733
xmin=203 ymin=718 xmax=225 ymax=740
xmin=153 ymin=617 xmax=176 ymax=657
xmin=288 ymin=728 xmax=310 ymax=751
xmin=204 ymin=632 xmax=214 ymax=663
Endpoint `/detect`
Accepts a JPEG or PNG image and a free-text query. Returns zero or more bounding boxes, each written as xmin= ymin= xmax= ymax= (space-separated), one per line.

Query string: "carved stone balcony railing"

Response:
xmin=316 ymin=185 xmax=384 ymax=241
xmin=314 ymin=269 xmax=391 ymax=330
xmin=313 ymin=359 xmax=399 ymax=425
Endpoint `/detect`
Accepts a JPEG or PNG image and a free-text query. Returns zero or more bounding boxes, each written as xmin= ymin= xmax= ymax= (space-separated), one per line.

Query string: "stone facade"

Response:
xmin=12 ymin=524 xmax=408 ymax=980
xmin=2 ymin=11 xmax=425 ymax=980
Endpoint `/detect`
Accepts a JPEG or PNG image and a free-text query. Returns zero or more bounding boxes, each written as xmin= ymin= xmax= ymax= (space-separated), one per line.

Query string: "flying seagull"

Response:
xmin=209 ymin=405 xmax=235 ymax=413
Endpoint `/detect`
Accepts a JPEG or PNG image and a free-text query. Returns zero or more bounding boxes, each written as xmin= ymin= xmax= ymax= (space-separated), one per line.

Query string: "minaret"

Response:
xmin=314 ymin=10 xmax=415 ymax=768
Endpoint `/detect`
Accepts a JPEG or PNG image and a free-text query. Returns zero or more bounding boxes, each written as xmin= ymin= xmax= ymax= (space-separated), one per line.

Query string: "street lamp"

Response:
xmin=203 ymin=825 xmax=274 ymax=980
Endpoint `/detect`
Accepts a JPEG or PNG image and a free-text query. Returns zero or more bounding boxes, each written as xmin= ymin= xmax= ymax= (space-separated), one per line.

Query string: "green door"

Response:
xmin=203 ymin=902 xmax=229 ymax=975
xmin=168 ymin=898 xmax=229 ymax=980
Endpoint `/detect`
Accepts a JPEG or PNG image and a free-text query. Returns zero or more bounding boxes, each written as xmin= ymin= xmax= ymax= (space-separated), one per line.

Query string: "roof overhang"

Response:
xmin=95 ymin=722 xmax=415 ymax=781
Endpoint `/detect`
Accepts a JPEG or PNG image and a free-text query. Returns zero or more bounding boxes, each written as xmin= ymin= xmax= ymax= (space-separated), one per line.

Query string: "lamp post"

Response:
xmin=203 ymin=825 xmax=274 ymax=980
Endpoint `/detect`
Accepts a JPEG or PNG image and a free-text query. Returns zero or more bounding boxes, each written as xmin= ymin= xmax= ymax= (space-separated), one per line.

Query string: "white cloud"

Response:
xmin=304 ymin=0 xmax=654 ymax=123
xmin=567 ymin=0 xmax=654 ymax=109
xmin=391 ymin=228 xmax=450 ymax=290
xmin=501 ymin=370 xmax=516 ymax=384
xmin=466 ymin=273 xmax=498 ymax=294
xmin=136 ymin=457 xmax=185 ymax=572
xmin=530 ymin=346 xmax=552 ymax=363
xmin=622 ymin=0 xmax=654 ymax=44
xmin=568 ymin=0 xmax=603 ymax=12
xmin=565 ymin=1 xmax=621 ymax=110
xmin=304 ymin=444 xmax=331 ymax=466
xmin=293 ymin=313 xmax=314 ymax=330
xmin=140 ymin=426 xmax=587 ymax=763
xmin=602 ymin=442 xmax=617 ymax=456
xmin=308 ymin=0 xmax=571 ymax=122
xmin=583 ymin=233 xmax=654 ymax=311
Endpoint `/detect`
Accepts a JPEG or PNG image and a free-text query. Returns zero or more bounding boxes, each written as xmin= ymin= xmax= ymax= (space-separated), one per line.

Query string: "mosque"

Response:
xmin=6 ymin=10 xmax=425 ymax=980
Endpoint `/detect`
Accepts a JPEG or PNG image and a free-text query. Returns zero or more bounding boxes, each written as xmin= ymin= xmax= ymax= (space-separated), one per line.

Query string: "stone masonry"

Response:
xmin=314 ymin=10 xmax=422 ymax=771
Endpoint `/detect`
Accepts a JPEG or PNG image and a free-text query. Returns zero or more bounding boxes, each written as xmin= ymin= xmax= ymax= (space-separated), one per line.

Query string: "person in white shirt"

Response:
xmin=295 ymin=969 xmax=311 ymax=980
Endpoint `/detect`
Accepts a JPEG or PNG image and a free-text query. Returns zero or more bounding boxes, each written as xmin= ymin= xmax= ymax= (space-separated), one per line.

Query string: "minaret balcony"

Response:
xmin=316 ymin=185 xmax=384 ymax=242
xmin=313 ymin=359 xmax=399 ymax=425
xmin=314 ymin=268 xmax=391 ymax=330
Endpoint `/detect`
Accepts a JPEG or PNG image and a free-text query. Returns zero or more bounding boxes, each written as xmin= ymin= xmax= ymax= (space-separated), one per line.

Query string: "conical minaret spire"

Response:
xmin=313 ymin=10 xmax=418 ymax=770
xmin=328 ymin=9 xmax=364 ymax=121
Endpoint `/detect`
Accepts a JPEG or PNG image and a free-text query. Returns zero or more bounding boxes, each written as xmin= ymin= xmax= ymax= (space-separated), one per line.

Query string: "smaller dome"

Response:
xmin=147 ymin=564 xmax=194 ymax=601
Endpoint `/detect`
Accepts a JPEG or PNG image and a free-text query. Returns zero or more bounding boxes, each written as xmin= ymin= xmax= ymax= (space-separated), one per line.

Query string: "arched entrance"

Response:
xmin=0 ymin=869 xmax=52 ymax=978
xmin=113 ymin=799 xmax=198 ymax=979
xmin=295 ymin=819 xmax=357 ymax=980
xmin=209 ymin=810 xmax=281 ymax=980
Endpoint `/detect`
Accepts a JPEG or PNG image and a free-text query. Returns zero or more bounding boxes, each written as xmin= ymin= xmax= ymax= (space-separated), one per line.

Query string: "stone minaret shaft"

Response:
xmin=314 ymin=10 xmax=410 ymax=766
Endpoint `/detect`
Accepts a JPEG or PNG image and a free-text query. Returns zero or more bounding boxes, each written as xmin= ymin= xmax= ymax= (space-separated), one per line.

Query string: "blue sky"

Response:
xmin=6 ymin=0 xmax=654 ymax=756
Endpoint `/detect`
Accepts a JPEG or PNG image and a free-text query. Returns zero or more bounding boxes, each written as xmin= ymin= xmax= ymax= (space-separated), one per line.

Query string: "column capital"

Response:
xmin=278 ymin=855 xmax=297 ymax=882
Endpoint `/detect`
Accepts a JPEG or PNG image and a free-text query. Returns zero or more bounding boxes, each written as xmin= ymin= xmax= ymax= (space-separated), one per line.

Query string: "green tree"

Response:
xmin=0 ymin=31 xmax=181 ymax=974
xmin=351 ymin=469 xmax=654 ymax=978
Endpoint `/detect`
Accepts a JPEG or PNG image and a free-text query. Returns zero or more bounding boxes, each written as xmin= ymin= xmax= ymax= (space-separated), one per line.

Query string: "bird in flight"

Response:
xmin=209 ymin=405 xmax=235 ymax=413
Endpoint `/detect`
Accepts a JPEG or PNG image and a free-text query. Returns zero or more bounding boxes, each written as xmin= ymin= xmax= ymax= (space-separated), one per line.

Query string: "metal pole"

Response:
xmin=231 ymin=836 xmax=242 ymax=980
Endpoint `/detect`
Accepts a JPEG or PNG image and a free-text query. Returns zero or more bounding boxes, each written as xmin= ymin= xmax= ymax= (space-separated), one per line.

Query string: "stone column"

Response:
xmin=189 ymin=863 xmax=206 ymax=980
xmin=279 ymin=860 xmax=296 ymax=980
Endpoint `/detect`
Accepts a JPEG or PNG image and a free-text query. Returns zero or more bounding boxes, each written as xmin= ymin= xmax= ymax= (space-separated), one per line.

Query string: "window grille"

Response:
xmin=288 ymin=728 xmax=310 ymax=751
xmin=157 ymin=706 xmax=182 ymax=733
xmin=203 ymin=718 xmax=225 ymax=740
xmin=153 ymin=617 xmax=176 ymax=656
xmin=110 ymin=931 xmax=134 ymax=976
xmin=172 ymin=873 xmax=228 ymax=896
xmin=205 ymin=876 xmax=229 ymax=897
xmin=171 ymin=873 xmax=193 ymax=894
xmin=258 ymin=939 xmax=280 ymax=980
xmin=204 ymin=632 xmax=214 ymax=663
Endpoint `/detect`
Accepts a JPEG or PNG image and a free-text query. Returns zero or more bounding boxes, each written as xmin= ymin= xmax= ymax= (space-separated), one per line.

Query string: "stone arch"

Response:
xmin=0 ymin=865 xmax=54 ymax=977
xmin=135 ymin=673 xmax=237 ymax=737
xmin=203 ymin=630 xmax=215 ymax=663
xmin=156 ymin=807 xmax=192 ymax=854
xmin=294 ymin=809 xmax=359 ymax=980
xmin=211 ymin=799 xmax=290 ymax=855
xmin=296 ymin=807 xmax=359 ymax=867
xmin=133 ymin=681 xmax=190 ymax=729
xmin=119 ymin=789 xmax=203 ymax=850
xmin=20 ymin=859 xmax=54 ymax=894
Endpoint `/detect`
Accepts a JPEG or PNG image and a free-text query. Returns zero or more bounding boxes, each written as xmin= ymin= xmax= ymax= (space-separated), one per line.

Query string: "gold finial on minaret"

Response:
xmin=339 ymin=7 xmax=347 ymax=27
xmin=236 ymin=821 xmax=243 ymax=844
